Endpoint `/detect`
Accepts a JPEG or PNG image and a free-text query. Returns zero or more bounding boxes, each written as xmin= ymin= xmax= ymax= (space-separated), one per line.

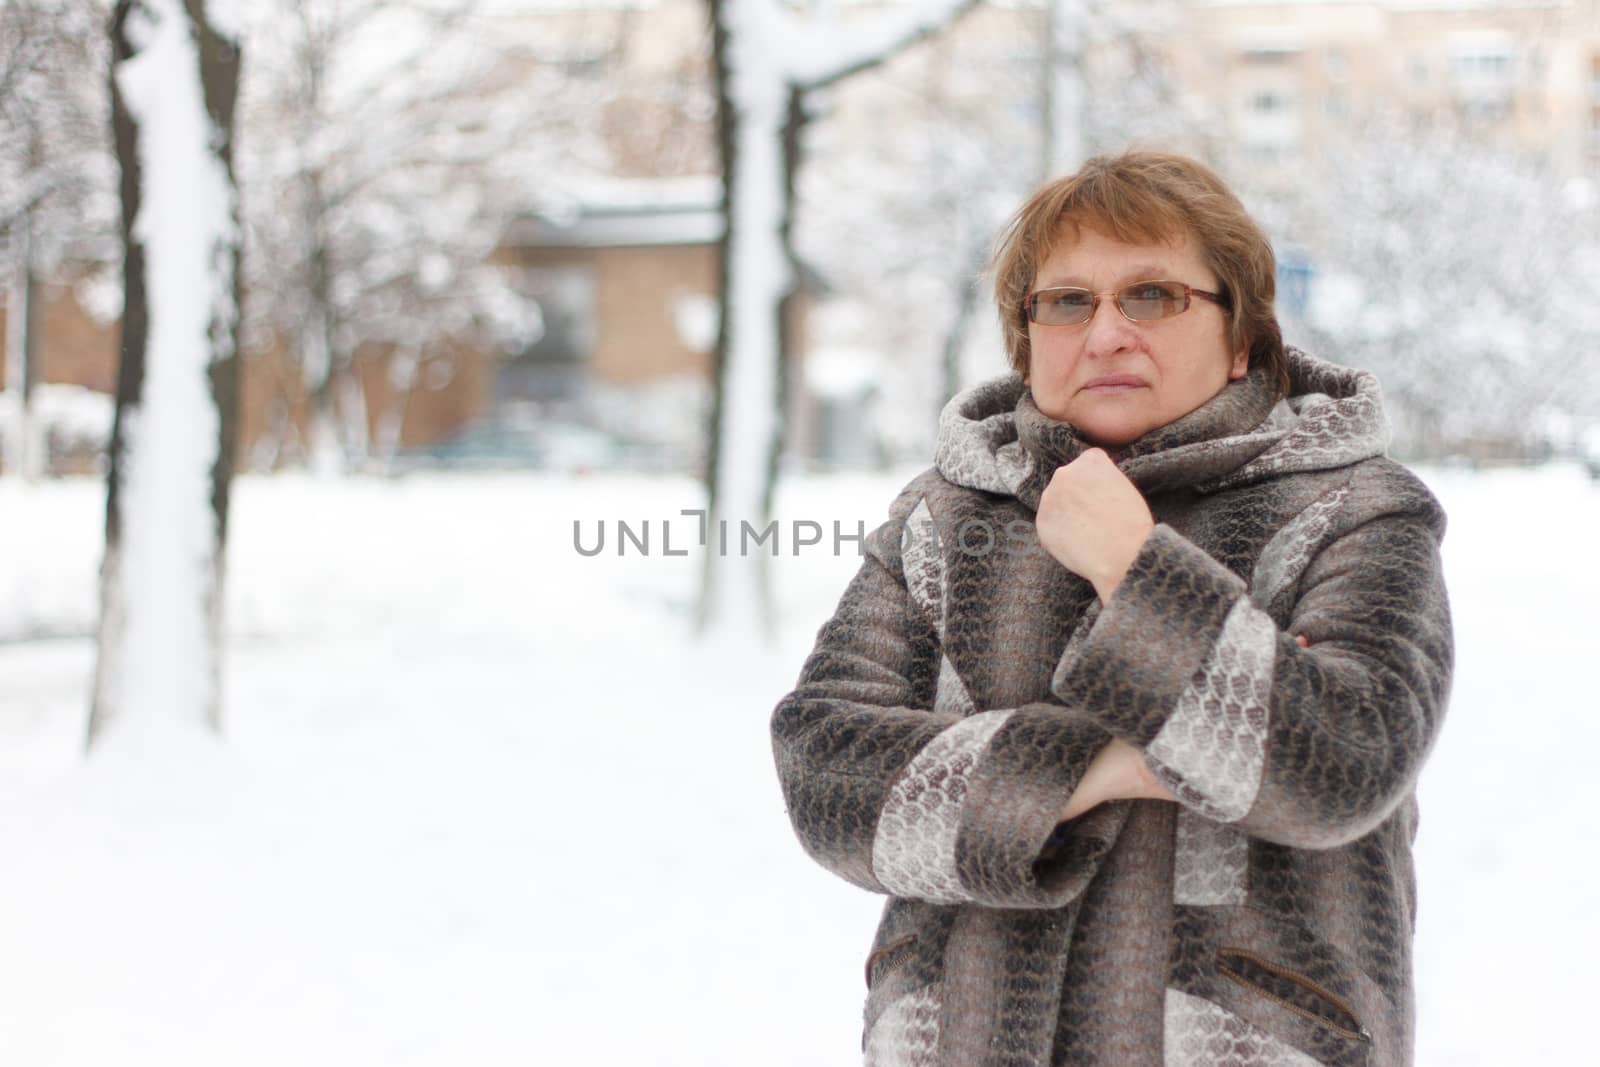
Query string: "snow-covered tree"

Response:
xmin=796 ymin=20 xmax=1034 ymax=453
xmin=702 ymin=0 xmax=980 ymax=634
xmin=796 ymin=0 xmax=1191 ymax=459
xmin=88 ymin=0 xmax=242 ymax=749
xmin=234 ymin=0 xmax=605 ymax=471
xmin=0 ymin=0 xmax=118 ymax=480
xmin=1234 ymin=119 xmax=1600 ymax=457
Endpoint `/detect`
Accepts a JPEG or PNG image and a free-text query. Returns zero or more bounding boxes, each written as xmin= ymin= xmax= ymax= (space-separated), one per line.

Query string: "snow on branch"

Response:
xmin=784 ymin=0 xmax=983 ymax=90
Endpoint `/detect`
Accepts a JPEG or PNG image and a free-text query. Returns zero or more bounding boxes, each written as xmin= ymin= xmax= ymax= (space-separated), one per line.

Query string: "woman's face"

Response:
xmin=1025 ymin=226 xmax=1248 ymax=449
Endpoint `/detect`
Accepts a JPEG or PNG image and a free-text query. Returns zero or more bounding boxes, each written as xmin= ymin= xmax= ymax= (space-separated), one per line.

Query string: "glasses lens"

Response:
xmin=1117 ymin=282 xmax=1188 ymax=321
xmin=1031 ymin=288 xmax=1094 ymax=325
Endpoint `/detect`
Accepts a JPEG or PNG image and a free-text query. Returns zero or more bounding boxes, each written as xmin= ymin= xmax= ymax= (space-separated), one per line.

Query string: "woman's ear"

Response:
xmin=1228 ymin=344 xmax=1249 ymax=380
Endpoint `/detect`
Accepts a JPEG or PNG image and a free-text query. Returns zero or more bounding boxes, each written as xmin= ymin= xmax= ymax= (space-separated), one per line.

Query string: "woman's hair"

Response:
xmin=990 ymin=150 xmax=1290 ymax=398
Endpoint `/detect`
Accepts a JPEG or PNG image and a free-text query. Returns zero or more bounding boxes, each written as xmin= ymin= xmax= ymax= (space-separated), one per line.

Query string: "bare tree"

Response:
xmin=236 ymin=0 xmax=614 ymax=472
xmin=89 ymin=0 xmax=242 ymax=749
xmin=0 ymin=0 xmax=117 ymax=479
xmin=798 ymin=19 xmax=1032 ymax=444
xmin=702 ymin=0 xmax=981 ymax=634
xmin=1236 ymin=119 xmax=1600 ymax=458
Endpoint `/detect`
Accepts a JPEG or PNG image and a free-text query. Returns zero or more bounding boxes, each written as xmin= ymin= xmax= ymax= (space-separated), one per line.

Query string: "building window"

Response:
xmin=1448 ymin=34 xmax=1516 ymax=115
xmin=1249 ymin=89 xmax=1291 ymax=114
xmin=1236 ymin=83 xmax=1299 ymax=156
xmin=1239 ymin=47 xmax=1295 ymax=66
xmin=1325 ymin=47 xmax=1348 ymax=83
xmin=520 ymin=265 xmax=595 ymax=365
xmin=1451 ymin=50 xmax=1512 ymax=81
xmin=500 ymin=264 xmax=596 ymax=404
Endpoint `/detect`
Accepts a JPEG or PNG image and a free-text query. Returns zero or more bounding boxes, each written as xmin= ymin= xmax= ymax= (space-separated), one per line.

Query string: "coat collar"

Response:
xmin=933 ymin=347 xmax=1390 ymax=511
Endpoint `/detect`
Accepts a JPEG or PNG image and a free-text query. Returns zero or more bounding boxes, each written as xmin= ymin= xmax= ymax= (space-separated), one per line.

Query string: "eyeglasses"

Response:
xmin=1023 ymin=280 xmax=1230 ymax=327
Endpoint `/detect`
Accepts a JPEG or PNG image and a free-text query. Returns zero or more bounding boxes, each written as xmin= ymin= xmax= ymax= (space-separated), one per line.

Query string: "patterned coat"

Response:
xmin=771 ymin=349 xmax=1453 ymax=1066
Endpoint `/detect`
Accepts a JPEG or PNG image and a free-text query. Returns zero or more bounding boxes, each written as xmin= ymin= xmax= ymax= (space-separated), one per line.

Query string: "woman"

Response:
xmin=770 ymin=151 xmax=1452 ymax=1066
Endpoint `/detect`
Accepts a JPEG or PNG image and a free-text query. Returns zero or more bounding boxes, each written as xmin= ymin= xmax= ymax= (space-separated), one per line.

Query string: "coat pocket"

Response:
xmin=1216 ymin=948 xmax=1371 ymax=1044
xmin=861 ymin=898 xmax=957 ymax=1060
xmin=866 ymin=934 xmax=919 ymax=991
xmin=1168 ymin=905 xmax=1388 ymax=1067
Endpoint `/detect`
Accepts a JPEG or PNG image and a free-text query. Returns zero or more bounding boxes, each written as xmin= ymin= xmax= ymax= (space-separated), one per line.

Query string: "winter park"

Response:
xmin=3 ymin=1 xmax=1599 ymax=1064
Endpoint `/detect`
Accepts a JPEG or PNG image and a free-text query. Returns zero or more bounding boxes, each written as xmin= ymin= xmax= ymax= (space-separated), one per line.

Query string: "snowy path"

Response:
xmin=0 ymin=465 xmax=1594 ymax=1064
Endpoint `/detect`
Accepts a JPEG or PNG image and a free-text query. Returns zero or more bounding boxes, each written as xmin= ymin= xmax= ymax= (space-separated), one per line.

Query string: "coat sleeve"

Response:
xmin=771 ymin=481 xmax=1130 ymax=910
xmin=1051 ymin=464 xmax=1454 ymax=849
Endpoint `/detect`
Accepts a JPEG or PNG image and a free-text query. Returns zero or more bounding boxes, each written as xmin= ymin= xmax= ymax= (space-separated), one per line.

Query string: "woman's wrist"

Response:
xmin=1124 ymin=743 xmax=1177 ymax=803
xmin=1089 ymin=523 xmax=1152 ymax=603
xmin=1060 ymin=738 xmax=1169 ymax=824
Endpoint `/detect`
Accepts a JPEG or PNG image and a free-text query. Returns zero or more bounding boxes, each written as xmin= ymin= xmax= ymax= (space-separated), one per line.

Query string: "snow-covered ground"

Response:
xmin=0 ymin=463 xmax=1594 ymax=1064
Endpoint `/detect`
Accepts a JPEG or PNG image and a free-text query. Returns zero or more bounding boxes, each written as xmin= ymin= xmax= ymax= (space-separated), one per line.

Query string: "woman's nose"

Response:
xmin=1081 ymin=296 xmax=1136 ymax=358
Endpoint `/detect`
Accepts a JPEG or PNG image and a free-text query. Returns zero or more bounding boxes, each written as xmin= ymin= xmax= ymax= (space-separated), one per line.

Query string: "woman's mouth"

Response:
xmin=1081 ymin=374 xmax=1147 ymax=393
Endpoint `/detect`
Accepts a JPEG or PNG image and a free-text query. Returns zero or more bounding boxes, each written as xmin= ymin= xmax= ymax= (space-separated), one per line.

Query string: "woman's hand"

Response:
xmin=1036 ymin=449 xmax=1154 ymax=603
xmin=1059 ymin=738 xmax=1176 ymax=822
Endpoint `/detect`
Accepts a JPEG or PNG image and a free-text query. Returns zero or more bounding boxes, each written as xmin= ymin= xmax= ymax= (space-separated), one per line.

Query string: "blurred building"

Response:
xmin=6 ymin=0 xmax=1600 ymax=474
xmin=1162 ymin=0 xmax=1600 ymax=172
xmin=495 ymin=175 xmax=814 ymax=471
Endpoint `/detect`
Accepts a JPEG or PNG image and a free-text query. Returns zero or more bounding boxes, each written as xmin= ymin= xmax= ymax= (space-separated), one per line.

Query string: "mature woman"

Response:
xmin=770 ymin=150 xmax=1452 ymax=1067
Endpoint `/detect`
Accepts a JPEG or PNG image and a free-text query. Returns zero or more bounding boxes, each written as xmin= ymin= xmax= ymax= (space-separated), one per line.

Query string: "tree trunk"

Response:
xmin=938 ymin=243 xmax=989 ymax=413
xmin=89 ymin=0 xmax=242 ymax=751
xmin=698 ymin=0 xmax=981 ymax=635
xmin=3 ymin=215 xmax=42 ymax=480
xmin=302 ymin=201 xmax=352 ymax=474
xmin=700 ymin=0 xmax=790 ymax=635
xmin=373 ymin=343 xmax=421 ymax=474
xmin=1041 ymin=0 xmax=1087 ymax=181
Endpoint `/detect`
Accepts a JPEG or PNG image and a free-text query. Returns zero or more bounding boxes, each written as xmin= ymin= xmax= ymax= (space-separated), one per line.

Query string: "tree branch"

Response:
xmin=787 ymin=0 xmax=983 ymax=91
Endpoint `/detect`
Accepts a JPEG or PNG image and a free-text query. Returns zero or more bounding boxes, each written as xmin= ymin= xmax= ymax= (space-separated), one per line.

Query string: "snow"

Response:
xmin=553 ymin=175 xmax=722 ymax=212
xmin=477 ymin=0 xmax=656 ymax=10
xmin=0 ymin=383 xmax=115 ymax=450
xmin=0 ymin=462 xmax=1595 ymax=1064
xmin=513 ymin=205 xmax=724 ymax=249
xmin=805 ymin=345 xmax=880 ymax=399
xmin=779 ymin=0 xmax=980 ymax=90
xmin=671 ymin=292 xmax=718 ymax=352
xmin=1407 ymin=463 xmax=1600 ymax=1065
xmin=506 ymin=178 xmax=727 ymax=251
xmin=98 ymin=0 xmax=238 ymax=742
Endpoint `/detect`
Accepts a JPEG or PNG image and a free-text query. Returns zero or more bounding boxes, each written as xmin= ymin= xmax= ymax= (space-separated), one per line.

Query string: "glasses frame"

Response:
xmin=1022 ymin=280 xmax=1230 ymax=327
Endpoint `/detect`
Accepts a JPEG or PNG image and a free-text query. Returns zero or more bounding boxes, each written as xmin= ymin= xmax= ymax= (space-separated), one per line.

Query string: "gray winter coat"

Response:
xmin=771 ymin=349 xmax=1453 ymax=1066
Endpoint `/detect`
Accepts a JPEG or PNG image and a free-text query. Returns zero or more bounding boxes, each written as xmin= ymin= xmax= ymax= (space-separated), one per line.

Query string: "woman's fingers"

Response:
xmin=1035 ymin=450 xmax=1154 ymax=602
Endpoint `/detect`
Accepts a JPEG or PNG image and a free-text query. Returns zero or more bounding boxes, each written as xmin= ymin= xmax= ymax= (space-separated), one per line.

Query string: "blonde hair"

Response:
xmin=991 ymin=150 xmax=1289 ymax=397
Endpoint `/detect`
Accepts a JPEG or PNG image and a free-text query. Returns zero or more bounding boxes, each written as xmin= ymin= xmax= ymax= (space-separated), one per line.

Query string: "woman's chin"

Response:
xmin=1070 ymin=412 xmax=1153 ymax=450
xmin=1035 ymin=389 xmax=1161 ymax=448
xmin=1080 ymin=430 xmax=1142 ymax=450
